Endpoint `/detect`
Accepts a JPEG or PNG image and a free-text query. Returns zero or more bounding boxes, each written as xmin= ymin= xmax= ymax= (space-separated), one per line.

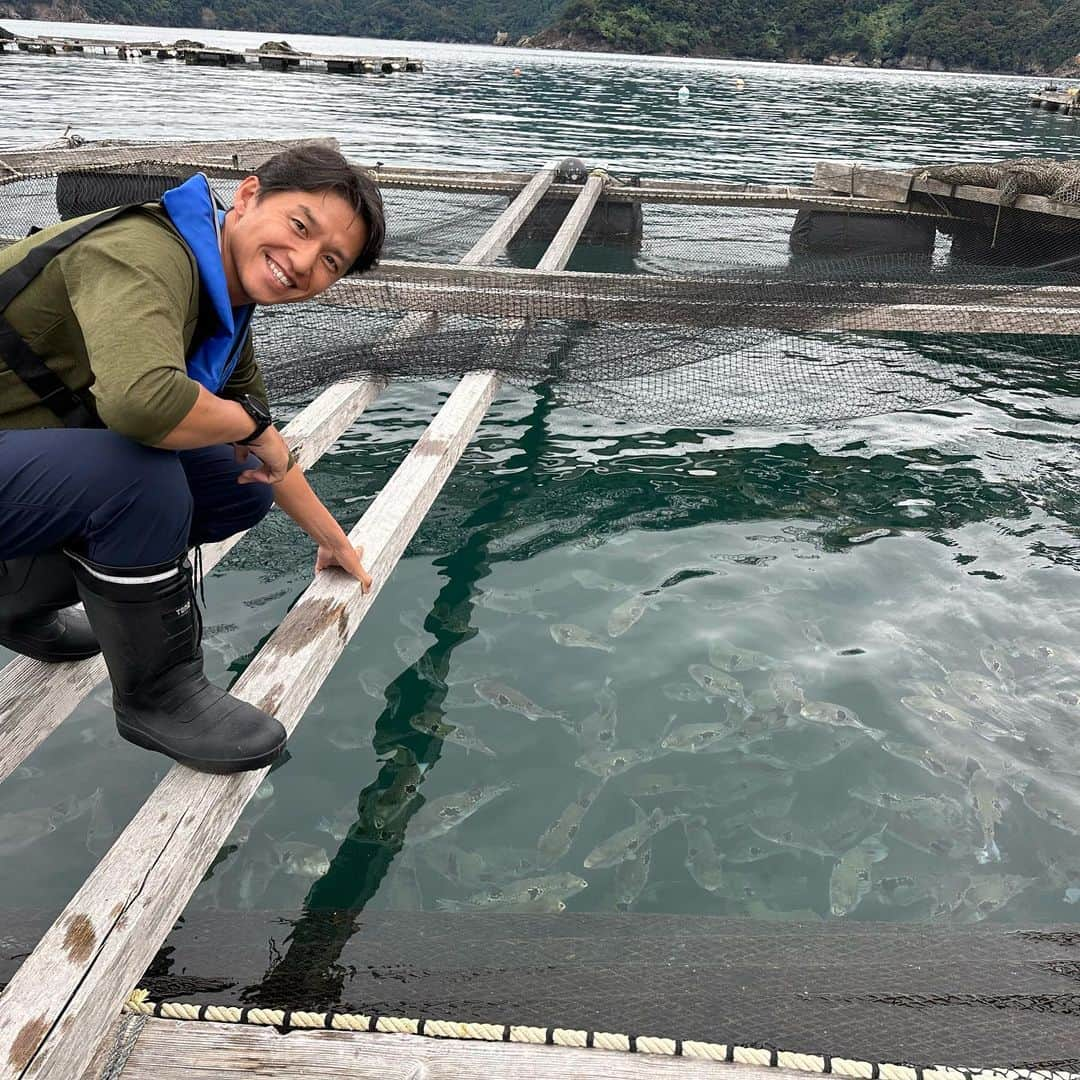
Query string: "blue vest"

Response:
xmin=161 ymin=173 xmax=254 ymax=394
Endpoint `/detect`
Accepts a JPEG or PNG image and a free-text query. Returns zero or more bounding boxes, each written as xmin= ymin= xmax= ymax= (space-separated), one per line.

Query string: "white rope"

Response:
xmin=122 ymin=990 xmax=1077 ymax=1080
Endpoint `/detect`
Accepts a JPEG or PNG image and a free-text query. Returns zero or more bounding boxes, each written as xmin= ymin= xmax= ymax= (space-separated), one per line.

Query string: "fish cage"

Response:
xmin=2 ymin=138 xmax=1080 ymax=1079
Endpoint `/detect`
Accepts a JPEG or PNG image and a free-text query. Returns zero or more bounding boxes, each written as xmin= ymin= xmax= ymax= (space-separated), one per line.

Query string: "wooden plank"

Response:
xmin=0 ymin=377 xmax=383 ymax=787
xmin=81 ymin=1016 xmax=803 ymax=1080
xmin=0 ymin=165 xmax=575 ymax=1080
xmin=0 ymin=138 xmax=336 ymax=179
xmin=812 ymin=162 xmax=914 ymax=202
xmin=359 ymin=258 xmax=1080 ymax=309
xmin=322 ymin=261 xmax=1080 ymax=334
xmin=815 ymin=159 xmax=1080 ymax=222
xmin=537 ymin=173 xmax=604 ymax=271
xmin=459 ymin=160 xmax=559 ymax=265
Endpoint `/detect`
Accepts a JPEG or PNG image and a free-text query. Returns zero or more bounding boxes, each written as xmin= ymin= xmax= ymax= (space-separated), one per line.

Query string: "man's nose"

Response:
xmin=294 ymin=241 xmax=320 ymax=279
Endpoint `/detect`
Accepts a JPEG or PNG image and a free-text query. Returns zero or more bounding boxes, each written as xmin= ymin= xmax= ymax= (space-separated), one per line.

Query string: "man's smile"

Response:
xmin=265 ymin=254 xmax=296 ymax=289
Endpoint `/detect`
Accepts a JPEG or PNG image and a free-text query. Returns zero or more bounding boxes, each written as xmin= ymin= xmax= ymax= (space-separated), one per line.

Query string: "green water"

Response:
xmin=3 ymin=23 xmax=1080 ymax=934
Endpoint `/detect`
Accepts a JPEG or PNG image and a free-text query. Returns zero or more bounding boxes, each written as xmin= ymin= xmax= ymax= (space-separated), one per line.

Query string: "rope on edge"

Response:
xmin=122 ymin=989 xmax=1072 ymax=1080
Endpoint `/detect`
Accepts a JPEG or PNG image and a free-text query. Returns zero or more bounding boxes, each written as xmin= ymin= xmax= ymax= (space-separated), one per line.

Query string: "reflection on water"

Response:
xmin=2 ymin=23 xmax=1080 ymax=953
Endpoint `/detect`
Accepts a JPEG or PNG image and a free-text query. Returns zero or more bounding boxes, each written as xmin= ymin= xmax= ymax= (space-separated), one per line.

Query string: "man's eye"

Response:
xmin=292 ymin=218 xmax=306 ymax=233
xmin=325 ymin=256 xmax=339 ymax=272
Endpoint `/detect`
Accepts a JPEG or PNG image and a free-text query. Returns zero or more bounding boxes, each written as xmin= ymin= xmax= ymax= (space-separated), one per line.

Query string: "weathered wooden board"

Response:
xmin=0 ymin=377 xmax=384 ymax=787
xmin=0 ymin=165 xmax=585 ymax=1080
xmin=80 ymin=1017 xmax=803 ymax=1080
xmin=814 ymin=160 xmax=1080 ymax=222
xmin=328 ymin=261 xmax=1080 ymax=334
xmin=0 ymin=138 xmax=336 ymax=180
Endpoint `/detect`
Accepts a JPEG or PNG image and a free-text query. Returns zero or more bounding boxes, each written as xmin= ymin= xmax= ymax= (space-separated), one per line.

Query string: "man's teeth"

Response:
xmin=267 ymin=256 xmax=294 ymax=287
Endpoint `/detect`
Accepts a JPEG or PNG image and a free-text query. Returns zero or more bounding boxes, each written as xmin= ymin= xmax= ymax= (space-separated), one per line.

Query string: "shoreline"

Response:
xmin=1 ymin=12 xmax=1077 ymax=80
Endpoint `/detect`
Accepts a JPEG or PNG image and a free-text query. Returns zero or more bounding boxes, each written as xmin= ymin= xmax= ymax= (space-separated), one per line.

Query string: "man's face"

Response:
xmin=222 ymin=176 xmax=368 ymax=306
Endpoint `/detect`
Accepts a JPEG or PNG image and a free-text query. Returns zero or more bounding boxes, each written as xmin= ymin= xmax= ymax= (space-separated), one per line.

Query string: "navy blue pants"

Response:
xmin=0 ymin=428 xmax=274 ymax=567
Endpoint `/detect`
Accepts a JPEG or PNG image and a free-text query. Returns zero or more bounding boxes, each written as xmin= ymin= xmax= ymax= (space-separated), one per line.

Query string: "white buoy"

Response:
xmin=678 ymin=84 xmax=690 ymax=103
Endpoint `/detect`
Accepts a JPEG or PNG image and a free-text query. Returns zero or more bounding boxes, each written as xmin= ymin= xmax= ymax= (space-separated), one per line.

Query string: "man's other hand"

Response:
xmin=236 ymin=427 xmax=291 ymax=484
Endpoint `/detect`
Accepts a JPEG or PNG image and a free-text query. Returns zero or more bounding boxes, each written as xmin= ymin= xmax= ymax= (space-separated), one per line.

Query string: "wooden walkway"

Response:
xmin=1 ymin=138 xmax=1078 ymax=1077
xmin=79 ymin=1016 xmax=807 ymax=1079
xmin=1029 ymin=88 xmax=1078 ymax=115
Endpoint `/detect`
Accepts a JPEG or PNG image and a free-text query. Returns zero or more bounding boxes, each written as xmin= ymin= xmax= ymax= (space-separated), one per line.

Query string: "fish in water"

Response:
xmin=409 ymin=713 xmax=496 ymax=757
xmin=584 ymin=802 xmax=686 ymax=869
xmin=707 ymin=641 xmax=776 ymax=673
xmin=953 ymin=873 xmax=1034 ymax=923
xmin=967 ymin=767 xmax=1005 ymax=863
xmin=422 ymin=844 xmax=539 ymax=887
xmin=477 ymin=586 xmax=553 ymax=619
xmin=878 ymin=738 xmax=973 ymax=786
xmin=683 ymin=816 xmax=724 ymax=892
xmin=624 ymin=771 xmax=698 ymax=797
xmin=688 ymin=664 xmax=744 ymax=699
xmin=571 ymin=678 xmax=618 ymax=751
xmin=0 ymin=795 xmax=86 ymax=857
xmin=570 ymin=569 xmax=625 ymax=593
xmin=980 ymin=644 xmax=1016 ymax=685
xmin=661 ymin=721 xmax=738 ymax=754
xmin=437 ymin=872 xmax=587 ymax=912
xmin=800 ymin=701 xmax=871 ymax=733
xmin=829 ymin=833 xmax=889 ymax=916
xmin=576 ymin=744 xmax=666 ymax=780
xmin=615 ymin=842 xmax=653 ymax=910
xmin=270 ymin=838 xmax=331 ymax=879
xmin=85 ymin=787 xmax=115 ymax=857
xmin=607 ymin=594 xmax=656 ymax=638
xmin=537 ymin=782 xmax=605 ymax=865
xmin=474 ymin=679 xmax=561 ymax=721
xmin=408 ymin=781 xmax=515 ymax=844
xmin=551 ymin=623 xmax=615 ymax=653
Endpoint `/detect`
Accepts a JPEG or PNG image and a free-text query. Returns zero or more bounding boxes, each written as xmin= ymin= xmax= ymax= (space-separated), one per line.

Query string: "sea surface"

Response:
xmin=1 ymin=22 xmax=1080 ymax=938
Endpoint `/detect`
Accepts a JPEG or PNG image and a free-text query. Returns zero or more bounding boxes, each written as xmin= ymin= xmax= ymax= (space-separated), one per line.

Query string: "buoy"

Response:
xmin=512 ymin=67 xmax=521 ymax=76
xmin=678 ymin=84 xmax=690 ymax=102
xmin=734 ymin=76 xmax=745 ymax=88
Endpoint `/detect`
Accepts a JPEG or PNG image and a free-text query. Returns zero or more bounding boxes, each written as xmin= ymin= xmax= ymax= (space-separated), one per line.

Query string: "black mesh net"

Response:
xmin=2 ymin=142 xmax=1079 ymax=428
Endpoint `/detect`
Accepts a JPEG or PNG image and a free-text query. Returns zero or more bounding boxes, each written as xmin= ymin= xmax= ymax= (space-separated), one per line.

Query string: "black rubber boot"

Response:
xmin=69 ymin=551 xmax=287 ymax=774
xmin=0 ymin=551 xmax=100 ymax=662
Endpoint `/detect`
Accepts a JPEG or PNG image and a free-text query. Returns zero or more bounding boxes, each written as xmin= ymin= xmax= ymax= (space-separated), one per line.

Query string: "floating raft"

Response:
xmin=1028 ymin=87 xmax=1079 ymax=115
xmin=0 ymin=27 xmax=423 ymax=72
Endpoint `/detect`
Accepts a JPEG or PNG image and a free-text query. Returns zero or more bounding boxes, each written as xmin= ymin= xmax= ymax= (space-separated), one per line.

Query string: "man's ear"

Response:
xmin=232 ymin=175 xmax=261 ymax=218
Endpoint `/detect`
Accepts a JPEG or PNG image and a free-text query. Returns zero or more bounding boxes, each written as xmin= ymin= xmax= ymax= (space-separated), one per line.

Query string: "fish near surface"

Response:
xmin=707 ymin=640 xmax=777 ymax=673
xmin=576 ymin=744 xmax=666 ymax=780
xmin=550 ymin=623 xmax=615 ymax=653
xmin=688 ymin=664 xmax=745 ymax=700
xmin=537 ymin=782 xmax=605 ymax=865
xmin=271 ymin=839 xmax=331 ymax=879
xmin=607 ymin=593 xmax=656 ymax=638
xmin=408 ymin=781 xmax=515 ymax=844
xmin=474 ymin=679 xmax=561 ymax=720
xmin=967 ymin=766 xmax=1006 ymax=863
xmin=614 ymin=841 xmax=653 ymax=910
xmin=440 ymin=872 xmax=588 ymax=913
xmin=683 ymin=816 xmax=725 ymax=891
xmin=572 ymin=678 xmax=618 ymax=751
xmin=829 ymin=833 xmax=889 ymax=917
xmin=584 ymin=802 xmax=686 ymax=869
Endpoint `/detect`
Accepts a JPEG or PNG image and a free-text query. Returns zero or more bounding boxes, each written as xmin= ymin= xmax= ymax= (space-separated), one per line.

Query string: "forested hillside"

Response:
xmin=3 ymin=0 xmax=1079 ymax=72
xmin=540 ymin=0 xmax=1080 ymax=72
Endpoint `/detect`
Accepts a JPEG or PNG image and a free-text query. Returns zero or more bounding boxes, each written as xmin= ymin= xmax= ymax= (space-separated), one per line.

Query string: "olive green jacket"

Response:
xmin=0 ymin=205 xmax=268 ymax=443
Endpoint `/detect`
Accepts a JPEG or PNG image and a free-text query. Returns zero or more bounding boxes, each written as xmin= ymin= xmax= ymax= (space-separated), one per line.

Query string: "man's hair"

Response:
xmin=254 ymin=143 xmax=385 ymax=274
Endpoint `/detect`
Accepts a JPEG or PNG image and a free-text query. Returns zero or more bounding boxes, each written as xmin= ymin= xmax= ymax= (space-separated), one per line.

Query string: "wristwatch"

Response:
xmin=235 ymin=395 xmax=273 ymax=444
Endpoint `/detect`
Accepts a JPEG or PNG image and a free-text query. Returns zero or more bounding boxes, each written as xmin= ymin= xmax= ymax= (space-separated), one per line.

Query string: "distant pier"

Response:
xmin=1029 ymin=86 xmax=1078 ymax=115
xmin=0 ymin=27 xmax=423 ymax=74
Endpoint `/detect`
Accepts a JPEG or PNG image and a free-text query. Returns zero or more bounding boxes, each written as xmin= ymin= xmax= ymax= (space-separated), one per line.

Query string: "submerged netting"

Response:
xmin=5 ymin=908 xmax=1080 ymax=1073
xmin=2 ymin=142 xmax=1079 ymax=427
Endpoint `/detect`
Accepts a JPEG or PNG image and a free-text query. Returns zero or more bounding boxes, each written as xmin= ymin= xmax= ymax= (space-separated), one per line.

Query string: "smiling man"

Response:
xmin=0 ymin=143 xmax=385 ymax=774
